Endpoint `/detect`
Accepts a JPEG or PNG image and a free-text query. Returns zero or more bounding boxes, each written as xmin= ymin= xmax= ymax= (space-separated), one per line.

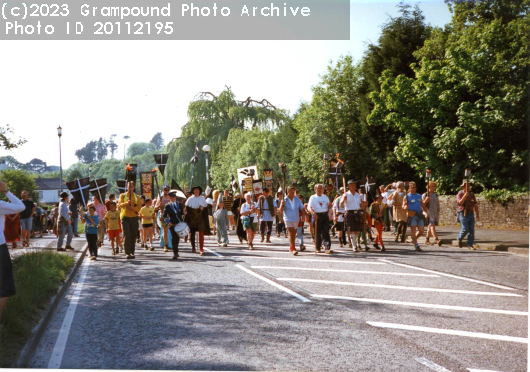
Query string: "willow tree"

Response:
xmin=166 ymin=87 xmax=290 ymax=189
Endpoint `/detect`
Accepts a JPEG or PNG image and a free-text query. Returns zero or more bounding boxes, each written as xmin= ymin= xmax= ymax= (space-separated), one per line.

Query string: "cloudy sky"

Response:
xmin=1 ymin=0 xmax=452 ymax=169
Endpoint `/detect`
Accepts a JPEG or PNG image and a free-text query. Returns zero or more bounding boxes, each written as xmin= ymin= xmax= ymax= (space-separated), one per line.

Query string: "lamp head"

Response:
xmin=202 ymin=144 xmax=210 ymax=153
xmin=426 ymin=169 xmax=431 ymax=179
xmin=57 ymin=126 xmax=62 ymax=137
xmin=464 ymin=168 xmax=471 ymax=178
xmin=323 ymin=153 xmax=330 ymax=161
xmin=249 ymin=169 xmax=255 ymax=177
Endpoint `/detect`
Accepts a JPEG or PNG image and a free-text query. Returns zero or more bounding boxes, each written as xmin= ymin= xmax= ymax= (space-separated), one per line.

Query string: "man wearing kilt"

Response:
xmin=340 ymin=180 xmax=367 ymax=252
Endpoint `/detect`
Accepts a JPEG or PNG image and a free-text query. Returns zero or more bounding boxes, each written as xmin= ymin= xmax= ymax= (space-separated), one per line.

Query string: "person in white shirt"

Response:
xmin=307 ymin=184 xmax=333 ymax=254
xmin=340 ymin=180 xmax=367 ymax=252
xmin=0 ymin=178 xmax=26 ymax=319
xmin=333 ymin=187 xmax=347 ymax=247
xmin=184 ymin=185 xmax=209 ymax=255
xmin=240 ymin=193 xmax=259 ymax=250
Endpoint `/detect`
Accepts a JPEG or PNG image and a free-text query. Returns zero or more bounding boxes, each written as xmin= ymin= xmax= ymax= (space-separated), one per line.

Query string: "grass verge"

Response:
xmin=0 ymin=251 xmax=75 ymax=367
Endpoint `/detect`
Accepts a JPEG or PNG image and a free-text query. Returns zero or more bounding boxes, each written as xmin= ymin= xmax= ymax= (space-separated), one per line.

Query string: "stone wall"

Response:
xmin=438 ymin=195 xmax=529 ymax=229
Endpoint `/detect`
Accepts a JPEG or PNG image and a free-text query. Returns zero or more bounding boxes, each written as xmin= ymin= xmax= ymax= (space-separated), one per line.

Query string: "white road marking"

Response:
xmin=251 ymin=266 xmax=439 ymax=277
xmin=233 ymin=256 xmax=386 ymax=265
xmin=48 ymin=258 xmax=92 ymax=368
xmin=415 ymin=357 xmax=452 ymax=372
xmin=235 ymin=264 xmax=311 ymax=302
xmin=367 ymin=321 xmax=528 ymax=344
xmin=203 ymin=247 xmax=223 ymax=257
xmin=311 ymin=295 xmax=528 ymax=315
xmin=379 ymin=259 xmax=516 ymax=291
xmin=278 ymin=278 xmax=522 ymax=297
xmin=467 ymin=369 xmax=502 ymax=372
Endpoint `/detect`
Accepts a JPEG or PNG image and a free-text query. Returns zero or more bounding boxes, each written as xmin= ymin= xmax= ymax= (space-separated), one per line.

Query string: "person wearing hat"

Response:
xmin=308 ymin=183 xmax=333 ymax=254
xmin=388 ymin=181 xmax=408 ymax=243
xmin=340 ymin=180 xmax=366 ymax=252
xmin=333 ymin=186 xmax=347 ymax=248
xmin=184 ymin=185 xmax=209 ymax=255
xmin=370 ymin=192 xmax=386 ymax=251
xmin=163 ymin=191 xmax=186 ymax=259
xmin=119 ymin=181 xmax=142 ymax=259
xmin=154 ymin=185 xmax=172 ymax=252
xmin=258 ymin=187 xmax=277 ymax=244
xmin=456 ymin=181 xmax=479 ymax=250
xmin=57 ymin=191 xmax=74 ymax=251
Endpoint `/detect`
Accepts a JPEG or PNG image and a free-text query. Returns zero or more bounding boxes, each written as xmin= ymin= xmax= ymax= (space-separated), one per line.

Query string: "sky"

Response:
xmin=0 ymin=0 xmax=452 ymax=169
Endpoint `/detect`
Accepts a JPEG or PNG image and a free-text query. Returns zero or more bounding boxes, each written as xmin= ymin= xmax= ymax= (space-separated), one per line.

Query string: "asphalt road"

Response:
xmin=28 ymin=230 xmax=528 ymax=371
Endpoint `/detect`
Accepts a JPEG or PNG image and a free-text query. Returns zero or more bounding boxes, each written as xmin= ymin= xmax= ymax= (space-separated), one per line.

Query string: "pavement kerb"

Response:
xmin=14 ymin=243 xmax=89 ymax=368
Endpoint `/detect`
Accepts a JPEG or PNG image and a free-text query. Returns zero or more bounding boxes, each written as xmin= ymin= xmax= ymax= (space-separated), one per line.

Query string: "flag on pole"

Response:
xmin=153 ymin=154 xmax=169 ymax=175
xmin=89 ymin=178 xmax=108 ymax=204
xmin=66 ymin=177 xmax=91 ymax=208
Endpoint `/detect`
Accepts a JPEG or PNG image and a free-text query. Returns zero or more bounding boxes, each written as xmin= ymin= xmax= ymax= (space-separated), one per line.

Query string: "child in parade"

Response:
xmin=81 ymin=205 xmax=100 ymax=260
xmin=370 ymin=193 xmax=386 ymax=251
xmin=139 ymin=198 xmax=156 ymax=250
xmin=423 ymin=181 xmax=442 ymax=246
xmin=104 ymin=202 xmax=121 ymax=255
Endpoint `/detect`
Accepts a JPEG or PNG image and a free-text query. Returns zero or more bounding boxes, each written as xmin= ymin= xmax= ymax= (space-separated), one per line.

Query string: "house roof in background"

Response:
xmin=35 ymin=178 xmax=67 ymax=190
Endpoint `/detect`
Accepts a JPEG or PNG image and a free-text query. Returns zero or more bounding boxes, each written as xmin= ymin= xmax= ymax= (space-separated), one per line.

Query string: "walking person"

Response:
xmin=139 ymin=198 xmax=156 ymax=250
xmin=32 ymin=203 xmax=44 ymax=238
xmin=81 ymin=205 xmax=100 ymax=260
xmin=340 ymin=180 xmax=366 ymax=252
xmin=279 ymin=185 xmax=306 ymax=255
xmin=388 ymin=181 xmax=407 ymax=243
xmin=296 ymin=195 xmax=306 ymax=251
xmin=403 ymin=182 xmax=429 ymax=251
xmin=213 ymin=201 xmax=229 ymax=247
xmin=5 ymin=207 xmax=20 ymax=248
xmin=258 ymin=187 xmax=277 ymax=244
xmin=163 ymin=191 xmax=185 ymax=259
xmin=104 ymin=201 xmax=121 ymax=255
xmin=0 ymin=178 xmax=25 ymax=320
xmin=240 ymin=193 xmax=259 ymax=250
xmin=19 ymin=190 xmax=34 ymax=247
xmin=154 ymin=185 xmax=172 ymax=252
xmin=370 ymin=193 xmax=386 ymax=251
xmin=456 ymin=182 xmax=480 ymax=250
xmin=232 ymin=192 xmax=247 ymax=244
xmin=93 ymin=196 xmax=107 ymax=248
xmin=184 ymin=185 xmax=209 ymax=255
xmin=57 ymin=192 xmax=74 ymax=251
xmin=119 ymin=181 xmax=141 ymax=259
xmin=423 ymin=181 xmax=442 ymax=246
xmin=333 ymin=187 xmax=347 ymax=247
xmin=69 ymin=198 xmax=80 ymax=237
xmin=275 ymin=190 xmax=287 ymax=238
xmin=308 ymin=184 xmax=333 ymax=254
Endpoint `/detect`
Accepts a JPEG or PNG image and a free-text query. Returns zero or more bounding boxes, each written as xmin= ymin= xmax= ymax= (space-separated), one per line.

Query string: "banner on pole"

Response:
xmin=263 ymin=169 xmax=274 ymax=190
xmin=140 ymin=172 xmax=154 ymax=199
xmin=237 ymin=165 xmax=258 ymax=190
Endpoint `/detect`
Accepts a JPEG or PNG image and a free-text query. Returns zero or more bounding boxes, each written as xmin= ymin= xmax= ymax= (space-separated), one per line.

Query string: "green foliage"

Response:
xmin=166 ymin=87 xmax=290 ymax=189
xmin=0 ymin=169 xmax=38 ymax=202
xmin=479 ymin=188 xmax=529 ymax=205
xmin=127 ymin=142 xmax=156 ymax=158
xmin=150 ymin=132 xmax=164 ymax=150
xmin=368 ymin=0 xmax=530 ymax=193
xmin=0 ymin=124 xmax=26 ymax=150
xmin=0 ymin=252 xmax=74 ymax=367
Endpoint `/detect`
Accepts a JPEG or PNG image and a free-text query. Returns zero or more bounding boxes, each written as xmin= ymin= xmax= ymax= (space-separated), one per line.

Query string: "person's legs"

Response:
xmin=287 ymin=227 xmax=297 ymax=249
xmin=410 ymin=226 xmax=418 ymax=244
xmin=458 ymin=212 xmax=470 ymax=243
xmin=170 ymin=229 xmax=180 ymax=257
xmin=260 ymin=221 xmax=266 ymax=242
xmin=190 ymin=227 xmax=197 ymax=251
xmin=266 ymin=221 xmax=273 ymax=242
xmin=468 ymin=214 xmax=475 ymax=247
xmin=296 ymin=227 xmax=304 ymax=248
xmin=65 ymin=224 xmax=74 ymax=247
xmin=321 ymin=215 xmax=331 ymax=251
xmin=221 ymin=224 xmax=229 ymax=244
xmin=72 ymin=218 xmax=78 ymax=236
xmin=122 ymin=218 xmax=133 ymax=256
xmin=198 ymin=231 xmax=205 ymax=252
xmin=375 ymin=222 xmax=383 ymax=246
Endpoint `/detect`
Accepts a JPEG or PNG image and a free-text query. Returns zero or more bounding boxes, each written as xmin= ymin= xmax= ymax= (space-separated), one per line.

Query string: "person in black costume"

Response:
xmin=231 ymin=191 xmax=248 ymax=244
xmin=163 ymin=191 xmax=186 ymax=260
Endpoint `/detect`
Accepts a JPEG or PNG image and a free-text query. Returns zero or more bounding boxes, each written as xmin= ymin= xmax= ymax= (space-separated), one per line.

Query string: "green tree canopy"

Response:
xmin=0 ymin=169 xmax=38 ymax=202
xmin=127 ymin=142 xmax=156 ymax=158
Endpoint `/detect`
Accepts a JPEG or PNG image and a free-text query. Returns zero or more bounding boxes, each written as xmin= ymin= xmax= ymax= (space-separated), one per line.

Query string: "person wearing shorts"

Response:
xmin=19 ymin=190 xmax=34 ymax=247
xmin=423 ymin=181 xmax=441 ymax=246
xmin=404 ymin=182 xmax=429 ymax=251
xmin=240 ymin=193 xmax=259 ymax=250
xmin=279 ymin=185 xmax=305 ymax=255
xmin=139 ymin=199 xmax=156 ymax=250
xmin=0 ymin=179 xmax=25 ymax=320
xmin=105 ymin=202 xmax=121 ymax=255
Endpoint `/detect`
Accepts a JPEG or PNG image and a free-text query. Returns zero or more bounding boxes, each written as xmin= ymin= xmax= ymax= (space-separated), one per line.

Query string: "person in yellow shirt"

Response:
xmin=139 ymin=198 xmax=156 ymax=251
xmin=104 ymin=202 xmax=121 ymax=255
xmin=118 ymin=181 xmax=141 ymax=259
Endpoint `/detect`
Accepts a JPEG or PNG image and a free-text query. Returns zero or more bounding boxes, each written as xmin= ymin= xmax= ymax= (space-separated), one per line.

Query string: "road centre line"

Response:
xmin=234 ymin=256 xmax=386 ymax=265
xmin=278 ymin=278 xmax=522 ymax=297
xmin=311 ymin=295 xmax=528 ymax=315
xmin=48 ymin=258 xmax=92 ymax=368
xmin=414 ymin=357 xmax=452 ymax=372
xmin=379 ymin=259 xmax=516 ymax=291
xmin=367 ymin=321 xmax=528 ymax=344
xmin=235 ymin=264 xmax=311 ymax=302
xmin=251 ymin=266 xmax=439 ymax=277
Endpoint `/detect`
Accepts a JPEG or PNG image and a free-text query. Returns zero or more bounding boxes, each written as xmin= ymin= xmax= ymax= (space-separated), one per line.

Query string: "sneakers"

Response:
xmin=290 ymin=247 xmax=298 ymax=256
xmin=458 ymin=239 xmax=463 ymax=248
xmin=300 ymin=245 xmax=306 ymax=252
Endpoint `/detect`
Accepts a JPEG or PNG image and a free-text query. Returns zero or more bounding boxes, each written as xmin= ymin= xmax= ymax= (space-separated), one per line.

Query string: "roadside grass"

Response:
xmin=0 ymin=251 xmax=75 ymax=367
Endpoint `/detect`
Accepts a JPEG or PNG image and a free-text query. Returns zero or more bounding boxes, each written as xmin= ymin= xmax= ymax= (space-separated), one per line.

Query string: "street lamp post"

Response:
xmin=57 ymin=126 xmax=63 ymax=193
xmin=203 ymin=144 xmax=211 ymax=187
xmin=89 ymin=165 xmax=93 ymax=180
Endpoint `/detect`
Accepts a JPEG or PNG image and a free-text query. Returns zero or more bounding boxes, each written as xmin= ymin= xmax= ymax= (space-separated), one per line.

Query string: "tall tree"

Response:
xmin=127 ymin=142 xmax=156 ymax=158
xmin=0 ymin=169 xmax=38 ymax=202
xmin=0 ymin=156 xmax=24 ymax=170
xmin=108 ymin=134 xmax=119 ymax=158
xmin=25 ymin=158 xmax=47 ymax=173
xmin=96 ymin=137 xmax=108 ymax=162
xmin=74 ymin=140 xmax=97 ymax=164
xmin=150 ymin=132 xmax=164 ymax=150
xmin=369 ymin=0 xmax=530 ymax=192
